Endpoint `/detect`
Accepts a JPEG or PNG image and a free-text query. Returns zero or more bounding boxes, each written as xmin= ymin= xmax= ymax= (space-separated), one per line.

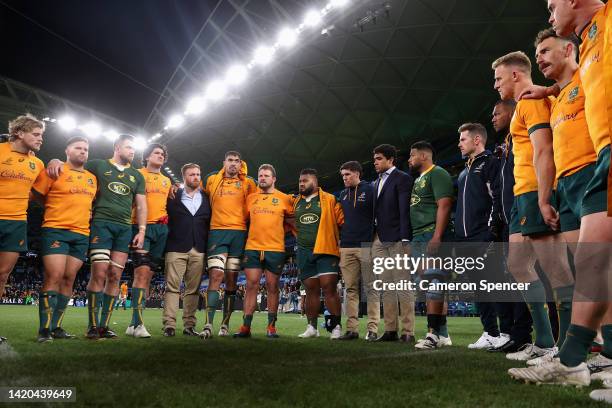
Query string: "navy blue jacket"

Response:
xmin=455 ymin=150 xmax=502 ymax=240
xmin=165 ymin=189 xmax=211 ymax=253
xmin=497 ymin=133 xmax=515 ymax=226
xmin=373 ymin=168 xmax=414 ymax=242
xmin=339 ymin=180 xmax=374 ymax=248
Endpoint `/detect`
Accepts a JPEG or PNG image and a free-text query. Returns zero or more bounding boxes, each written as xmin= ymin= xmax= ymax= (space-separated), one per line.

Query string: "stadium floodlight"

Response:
xmin=303 ymin=10 xmax=322 ymax=27
xmin=58 ymin=116 xmax=77 ymax=132
xmin=225 ymin=65 xmax=248 ymax=86
xmin=81 ymin=122 xmax=102 ymax=139
xmin=186 ymin=96 xmax=206 ymax=115
xmin=277 ymin=28 xmax=298 ymax=48
xmin=167 ymin=114 xmax=185 ymax=129
xmin=253 ymin=46 xmax=275 ymax=66
xmin=103 ymin=130 xmax=119 ymax=142
xmin=205 ymin=80 xmax=228 ymax=101
xmin=134 ymin=136 xmax=147 ymax=151
xmin=330 ymin=0 xmax=349 ymax=8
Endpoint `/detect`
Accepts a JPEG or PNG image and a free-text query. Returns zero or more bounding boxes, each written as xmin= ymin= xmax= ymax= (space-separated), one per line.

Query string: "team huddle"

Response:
xmin=0 ymin=0 xmax=611 ymax=403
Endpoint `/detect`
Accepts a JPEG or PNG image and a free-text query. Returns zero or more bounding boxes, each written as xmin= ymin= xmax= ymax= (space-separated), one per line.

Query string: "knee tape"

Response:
xmin=89 ymin=249 xmax=111 ymax=264
xmin=132 ymin=252 xmax=151 ymax=269
xmin=207 ymin=254 xmax=227 ymax=271
xmin=424 ymin=269 xmax=446 ymax=301
xmin=225 ymin=257 xmax=242 ymax=273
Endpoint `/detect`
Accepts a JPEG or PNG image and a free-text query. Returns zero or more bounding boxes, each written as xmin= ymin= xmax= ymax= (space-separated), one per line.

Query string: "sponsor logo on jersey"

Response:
xmin=108 ymin=181 xmax=131 ymax=195
xmin=299 ymin=213 xmax=319 ymax=224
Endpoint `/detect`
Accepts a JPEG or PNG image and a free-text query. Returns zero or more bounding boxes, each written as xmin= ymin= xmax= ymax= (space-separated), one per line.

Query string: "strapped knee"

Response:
xmin=225 ymin=257 xmax=242 ymax=273
xmin=424 ymin=269 xmax=447 ymax=301
xmin=207 ymin=254 xmax=227 ymax=272
xmin=132 ymin=252 xmax=152 ymax=269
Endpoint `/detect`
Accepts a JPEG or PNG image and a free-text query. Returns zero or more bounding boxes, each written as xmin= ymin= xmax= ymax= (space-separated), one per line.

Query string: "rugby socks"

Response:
xmin=601 ymin=325 xmax=612 ymax=359
xmin=243 ymin=314 xmax=253 ymax=328
xmin=427 ymin=314 xmax=443 ymax=336
xmin=308 ymin=316 xmax=318 ymax=328
xmin=206 ymin=290 xmax=220 ymax=325
xmin=51 ymin=293 xmax=70 ymax=330
xmin=559 ymin=324 xmax=597 ymax=367
xmin=86 ymin=290 xmax=102 ymax=328
xmin=99 ymin=293 xmax=116 ymax=328
xmin=268 ymin=313 xmax=277 ymax=327
xmin=38 ymin=291 xmax=57 ymax=332
xmin=438 ymin=322 xmax=449 ymax=337
xmin=554 ymin=285 xmax=574 ymax=347
xmin=522 ymin=280 xmax=555 ymax=348
xmin=222 ymin=290 xmax=237 ymax=326
xmin=130 ymin=288 xmax=146 ymax=327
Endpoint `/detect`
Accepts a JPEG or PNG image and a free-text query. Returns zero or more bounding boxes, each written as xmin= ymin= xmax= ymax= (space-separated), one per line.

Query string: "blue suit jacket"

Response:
xmin=373 ymin=168 xmax=414 ymax=242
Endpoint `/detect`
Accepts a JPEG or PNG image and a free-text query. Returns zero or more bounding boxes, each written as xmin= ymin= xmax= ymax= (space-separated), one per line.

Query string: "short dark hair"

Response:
xmin=66 ymin=136 xmax=89 ymax=146
xmin=494 ymin=99 xmax=517 ymax=109
xmin=300 ymin=168 xmax=318 ymax=178
xmin=114 ymin=134 xmax=134 ymax=148
xmin=225 ymin=150 xmax=241 ymax=159
xmin=410 ymin=141 xmax=435 ymax=156
xmin=373 ymin=144 xmax=397 ymax=164
xmin=534 ymin=27 xmax=579 ymax=59
xmin=340 ymin=161 xmax=362 ymax=176
xmin=142 ymin=143 xmax=168 ymax=167
xmin=458 ymin=122 xmax=488 ymax=144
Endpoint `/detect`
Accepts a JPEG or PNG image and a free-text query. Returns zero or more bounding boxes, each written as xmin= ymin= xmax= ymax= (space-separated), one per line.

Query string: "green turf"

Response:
xmin=0 ymin=305 xmax=606 ymax=407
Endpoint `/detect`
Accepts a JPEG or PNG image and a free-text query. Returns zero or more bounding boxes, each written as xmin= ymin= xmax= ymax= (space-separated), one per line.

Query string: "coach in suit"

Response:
xmin=162 ymin=163 xmax=211 ymax=337
xmin=372 ymin=144 xmax=415 ymax=343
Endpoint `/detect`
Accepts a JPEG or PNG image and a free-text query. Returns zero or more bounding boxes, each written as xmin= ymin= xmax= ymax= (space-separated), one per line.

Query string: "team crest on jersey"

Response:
xmin=418 ymin=178 xmax=427 ymax=189
xmin=29 ymin=162 xmax=36 ymax=171
xmin=272 ymin=197 xmax=279 ymax=205
xmin=1 ymin=157 xmax=13 ymax=165
xmin=162 ymin=180 xmax=168 ymax=187
xmin=87 ymin=178 xmax=94 ymax=185
xmin=589 ymin=22 xmax=598 ymax=40
xmin=568 ymin=86 xmax=579 ymax=103
xmin=299 ymin=213 xmax=319 ymax=224
xmin=235 ymin=181 xmax=242 ymax=188
xmin=108 ymin=182 xmax=131 ymax=195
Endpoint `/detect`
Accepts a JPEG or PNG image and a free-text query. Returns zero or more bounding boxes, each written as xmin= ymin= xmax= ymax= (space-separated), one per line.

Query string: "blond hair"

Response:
xmin=8 ymin=114 xmax=45 ymax=141
xmin=491 ymin=51 xmax=532 ymax=74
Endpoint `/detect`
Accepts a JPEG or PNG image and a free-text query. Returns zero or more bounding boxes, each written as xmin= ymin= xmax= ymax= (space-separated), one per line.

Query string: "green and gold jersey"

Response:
xmin=295 ymin=195 xmax=321 ymax=249
xmin=85 ymin=159 xmax=146 ymax=225
xmin=410 ymin=165 xmax=454 ymax=235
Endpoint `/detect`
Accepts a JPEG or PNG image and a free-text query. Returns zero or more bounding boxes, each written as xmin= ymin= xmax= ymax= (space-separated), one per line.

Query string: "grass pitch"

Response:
xmin=0 ymin=306 xmax=606 ymax=407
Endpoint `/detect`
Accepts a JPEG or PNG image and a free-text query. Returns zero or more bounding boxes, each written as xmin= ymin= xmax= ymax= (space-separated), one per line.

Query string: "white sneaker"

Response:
xmin=590 ymin=388 xmax=612 ymax=403
xmin=468 ymin=332 xmax=498 ymax=350
xmin=125 ymin=326 xmax=134 ymax=336
xmin=218 ymin=324 xmax=229 ymax=337
xmin=527 ymin=352 xmax=557 ymax=366
xmin=298 ymin=325 xmax=320 ymax=338
xmin=199 ymin=324 xmax=213 ymax=340
xmin=508 ymin=359 xmax=590 ymax=387
xmin=439 ymin=335 xmax=452 ymax=346
xmin=603 ymin=377 xmax=612 ymax=388
xmin=506 ymin=344 xmax=558 ymax=361
xmin=415 ymin=333 xmax=440 ymax=350
xmin=493 ymin=333 xmax=511 ymax=349
xmin=133 ymin=324 xmax=151 ymax=338
xmin=330 ymin=325 xmax=342 ymax=340
xmin=587 ymin=353 xmax=612 ymax=380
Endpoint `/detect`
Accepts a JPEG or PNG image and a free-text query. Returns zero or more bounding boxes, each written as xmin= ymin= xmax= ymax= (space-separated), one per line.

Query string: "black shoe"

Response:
xmin=365 ymin=331 xmax=378 ymax=342
xmin=399 ymin=334 xmax=416 ymax=344
xmin=338 ymin=331 xmax=359 ymax=340
xmin=86 ymin=326 xmax=100 ymax=340
xmin=51 ymin=328 xmax=75 ymax=339
xmin=496 ymin=339 xmax=528 ymax=353
xmin=98 ymin=327 xmax=118 ymax=339
xmin=37 ymin=329 xmax=53 ymax=343
xmin=163 ymin=327 xmax=176 ymax=337
xmin=376 ymin=331 xmax=399 ymax=342
xmin=182 ymin=327 xmax=199 ymax=336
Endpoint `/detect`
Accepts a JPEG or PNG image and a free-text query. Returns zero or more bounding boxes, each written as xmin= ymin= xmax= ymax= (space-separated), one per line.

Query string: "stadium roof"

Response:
xmin=1 ymin=0 xmax=550 ymax=190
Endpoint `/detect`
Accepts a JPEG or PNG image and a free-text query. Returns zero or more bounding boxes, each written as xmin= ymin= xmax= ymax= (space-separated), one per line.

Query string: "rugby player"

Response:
xmin=0 ymin=114 xmax=45 ymax=344
xmin=407 ymin=141 xmax=454 ymax=350
xmin=294 ymin=169 xmax=344 ymax=339
xmin=32 ymin=136 xmax=97 ymax=342
xmin=126 ymin=143 xmax=171 ymax=338
xmin=492 ymin=51 xmax=575 ymax=362
xmin=509 ymin=2 xmax=612 ymax=397
xmin=47 ymin=134 xmax=147 ymax=339
xmin=233 ymin=164 xmax=294 ymax=338
xmin=200 ymin=151 xmax=257 ymax=339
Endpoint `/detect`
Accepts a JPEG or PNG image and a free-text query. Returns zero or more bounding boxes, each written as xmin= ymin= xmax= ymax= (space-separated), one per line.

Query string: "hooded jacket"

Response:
xmin=293 ymin=187 xmax=344 ymax=257
xmin=338 ymin=180 xmax=374 ymax=248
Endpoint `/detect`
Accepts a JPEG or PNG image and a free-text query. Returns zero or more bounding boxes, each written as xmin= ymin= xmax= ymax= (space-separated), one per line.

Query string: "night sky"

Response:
xmin=1 ymin=0 xmax=213 ymax=127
